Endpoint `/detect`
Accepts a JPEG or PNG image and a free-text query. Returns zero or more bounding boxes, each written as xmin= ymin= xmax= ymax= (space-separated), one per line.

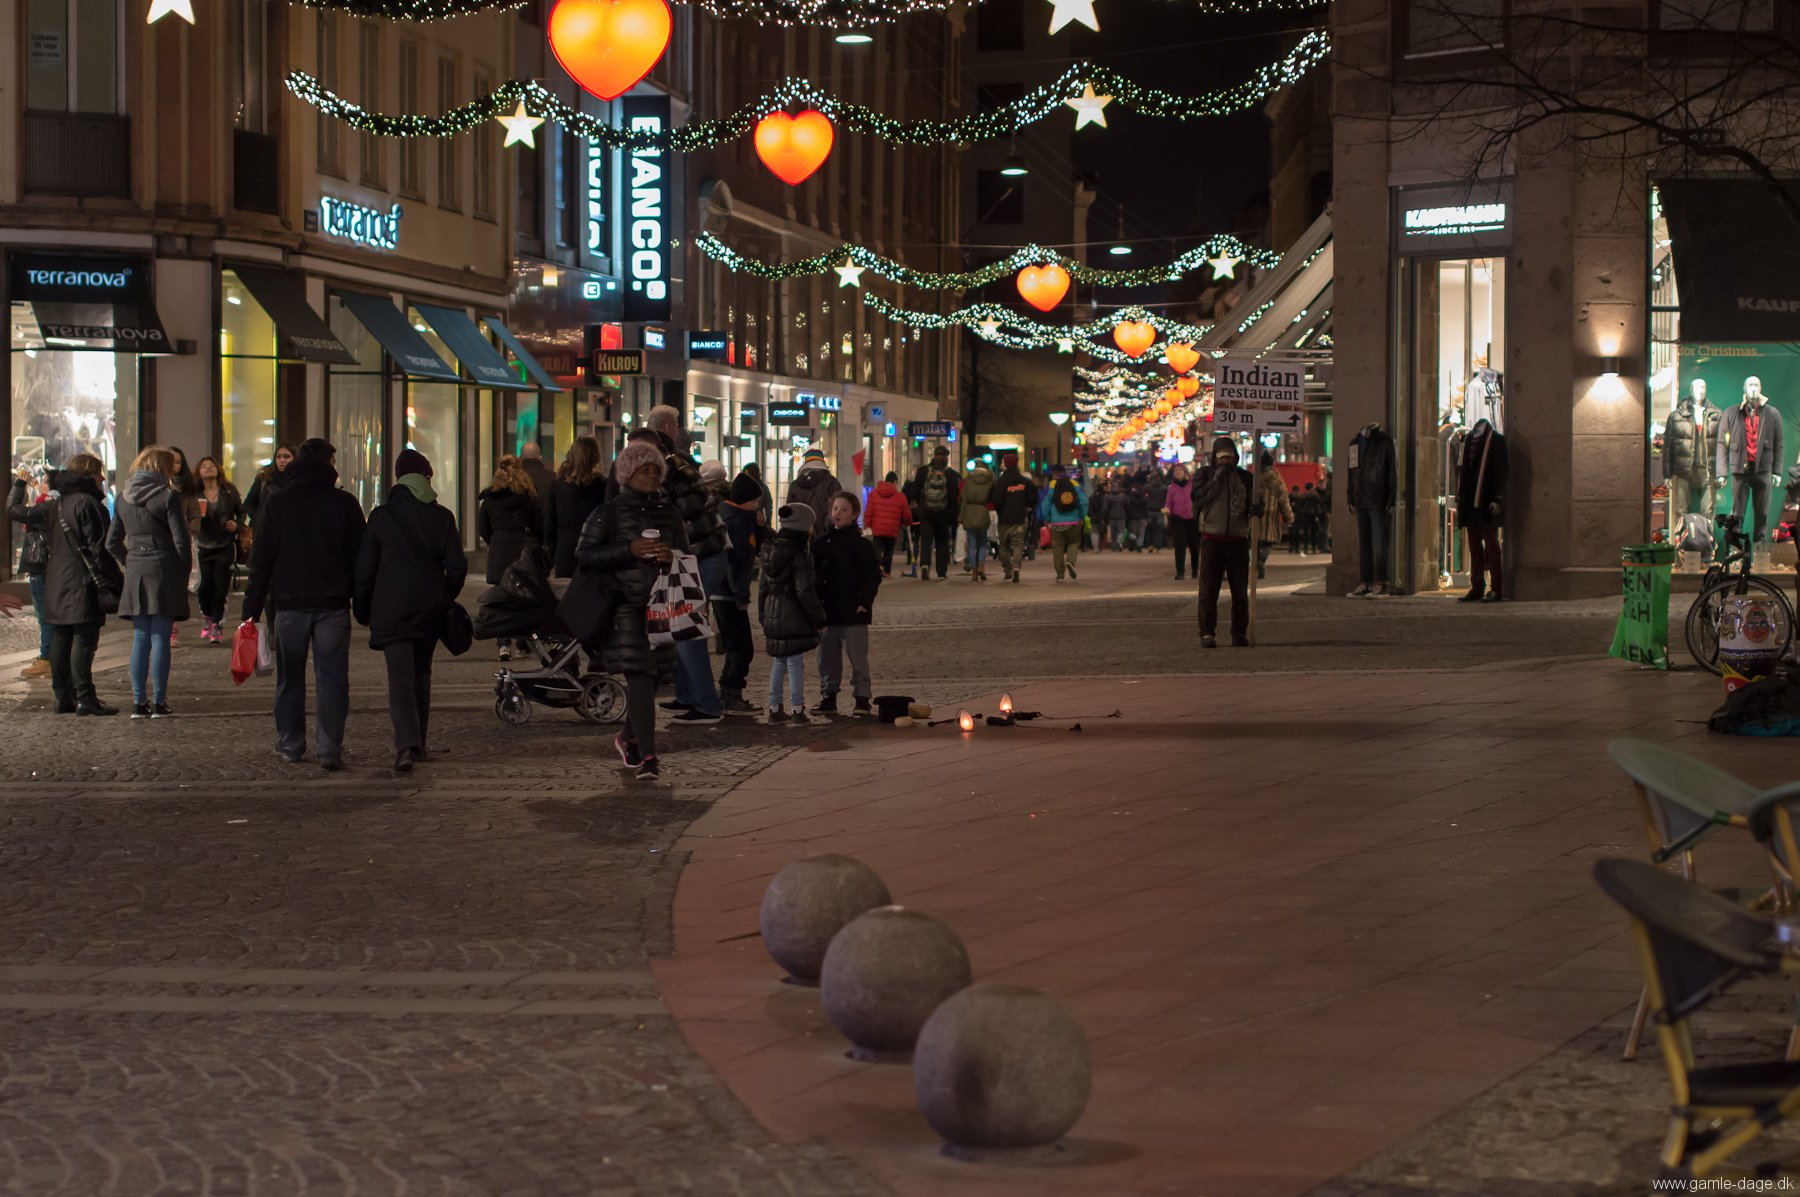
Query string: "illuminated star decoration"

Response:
xmin=147 ymin=0 xmax=195 ymax=22
xmin=497 ymin=100 xmax=545 ymax=148
xmin=1057 ymin=337 xmax=1076 ymax=353
xmin=1064 ymin=84 xmax=1112 ymax=130
xmin=1207 ymin=250 xmax=1243 ymax=279
xmin=1046 ymin=0 xmax=1100 ymax=33
xmin=834 ymin=260 xmax=866 ymax=288
xmin=978 ymin=317 xmax=1004 ymax=338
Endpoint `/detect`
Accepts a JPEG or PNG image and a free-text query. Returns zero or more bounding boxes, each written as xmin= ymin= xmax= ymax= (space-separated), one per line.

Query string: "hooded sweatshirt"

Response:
xmin=960 ymin=465 xmax=997 ymax=532
xmin=994 ymin=467 xmax=1039 ymax=526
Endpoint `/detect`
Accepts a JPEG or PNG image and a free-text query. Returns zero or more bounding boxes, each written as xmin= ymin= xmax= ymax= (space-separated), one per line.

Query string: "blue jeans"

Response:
xmin=1146 ymin=511 xmax=1166 ymax=549
xmin=967 ymin=526 xmax=991 ymax=570
xmin=129 ymin=614 xmax=174 ymax=704
xmin=673 ymin=635 xmax=722 ymax=717
xmin=273 ymin=608 xmax=351 ymax=764
xmin=768 ymin=653 xmax=805 ymax=711
xmin=28 ymin=573 xmax=51 ymax=657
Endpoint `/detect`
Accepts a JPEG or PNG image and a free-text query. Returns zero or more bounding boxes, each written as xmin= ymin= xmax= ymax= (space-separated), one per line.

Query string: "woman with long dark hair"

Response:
xmin=544 ymin=435 xmax=607 ymax=579
xmin=192 ymin=456 xmax=243 ymax=644
xmin=477 ymin=456 xmax=542 ymax=660
xmin=244 ymin=443 xmax=295 ymax=528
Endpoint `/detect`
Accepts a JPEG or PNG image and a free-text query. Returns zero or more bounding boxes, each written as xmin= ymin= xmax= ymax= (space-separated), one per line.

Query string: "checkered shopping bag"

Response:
xmin=646 ymin=550 xmax=714 ymax=646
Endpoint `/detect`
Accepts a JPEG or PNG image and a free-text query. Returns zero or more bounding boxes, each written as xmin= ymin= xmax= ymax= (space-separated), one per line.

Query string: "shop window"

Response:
xmin=327 ymin=296 xmax=387 ymax=512
xmin=472 ymin=69 xmax=496 ymax=220
xmin=9 ymin=341 xmax=138 ymax=491
xmin=316 ymin=13 xmax=341 ymax=176
xmin=436 ymin=58 xmax=460 ymax=211
xmin=1398 ymin=0 xmax=1505 ymax=58
xmin=26 ymin=0 xmax=121 ymax=114
xmin=359 ymin=24 xmax=384 ymax=186
xmin=406 ymin=308 xmax=463 ymax=524
xmin=234 ymin=0 xmax=270 ymax=133
xmin=399 ymin=41 xmax=424 ymax=198
xmin=219 ymin=270 xmax=280 ymax=489
xmin=976 ymin=171 xmax=1024 ymax=225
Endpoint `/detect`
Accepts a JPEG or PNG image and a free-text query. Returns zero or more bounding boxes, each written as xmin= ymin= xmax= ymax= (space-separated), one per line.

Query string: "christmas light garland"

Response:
xmin=298 ymin=0 xmax=524 ymax=16
xmin=300 ymin=0 xmax=957 ymax=22
xmin=284 ymin=32 xmax=1328 ymax=148
xmin=862 ymin=294 xmax=1213 ymax=362
xmin=697 ymin=232 xmax=1277 ymax=291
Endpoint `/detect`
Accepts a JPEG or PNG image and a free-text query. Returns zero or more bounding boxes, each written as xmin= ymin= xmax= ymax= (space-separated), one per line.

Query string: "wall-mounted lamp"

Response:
xmin=1600 ymin=357 xmax=1621 ymax=379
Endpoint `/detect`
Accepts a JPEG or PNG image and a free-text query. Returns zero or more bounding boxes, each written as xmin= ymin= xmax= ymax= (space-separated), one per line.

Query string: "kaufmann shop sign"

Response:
xmin=1395 ymin=181 xmax=1513 ymax=255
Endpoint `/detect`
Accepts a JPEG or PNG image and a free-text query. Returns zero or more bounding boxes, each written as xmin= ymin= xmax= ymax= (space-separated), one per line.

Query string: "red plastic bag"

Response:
xmin=1038 ymin=524 xmax=1052 ymax=549
xmin=230 ymin=620 xmax=259 ymax=685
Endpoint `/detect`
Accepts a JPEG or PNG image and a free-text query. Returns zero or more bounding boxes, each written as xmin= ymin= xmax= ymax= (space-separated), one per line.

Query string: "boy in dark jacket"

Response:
xmin=812 ymin=492 xmax=882 ymax=716
xmin=713 ymin=469 xmax=762 ymax=715
xmin=758 ymin=503 xmax=827 ymax=723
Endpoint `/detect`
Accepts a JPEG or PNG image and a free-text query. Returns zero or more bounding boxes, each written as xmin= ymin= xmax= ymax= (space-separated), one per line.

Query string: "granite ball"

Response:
xmin=759 ymin=855 xmax=891 ymax=983
xmin=914 ymin=983 xmax=1092 ymax=1149
xmin=820 ymin=906 xmax=972 ymax=1057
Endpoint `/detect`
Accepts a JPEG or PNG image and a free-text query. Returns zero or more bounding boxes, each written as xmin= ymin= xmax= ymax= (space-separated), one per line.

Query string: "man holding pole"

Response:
xmin=1193 ymin=435 xmax=1262 ymax=648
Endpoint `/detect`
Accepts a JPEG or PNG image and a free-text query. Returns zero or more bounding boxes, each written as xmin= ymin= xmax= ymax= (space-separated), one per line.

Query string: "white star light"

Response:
xmin=1063 ymin=84 xmax=1113 ymax=130
xmin=497 ymin=100 xmax=545 ymax=148
xmin=1046 ymin=0 xmax=1099 ymax=33
xmin=147 ymin=0 xmax=194 ymax=23
xmin=977 ymin=317 xmax=1003 ymax=338
xmin=1057 ymin=337 xmax=1076 ymax=354
xmin=1207 ymin=250 xmax=1243 ymax=280
xmin=834 ymin=260 xmax=866 ymax=288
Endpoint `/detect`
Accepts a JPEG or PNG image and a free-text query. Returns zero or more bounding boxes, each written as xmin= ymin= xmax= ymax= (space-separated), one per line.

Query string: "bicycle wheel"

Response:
xmin=1686 ymin=576 xmax=1794 ymax=676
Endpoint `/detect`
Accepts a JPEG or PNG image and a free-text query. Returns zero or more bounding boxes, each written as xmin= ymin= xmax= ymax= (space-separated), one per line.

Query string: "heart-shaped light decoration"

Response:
xmin=1016 ymin=264 xmax=1071 ymax=313
xmin=1177 ymin=376 xmax=1200 ymax=397
xmin=754 ymin=111 xmax=835 ymax=186
xmin=1165 ymin=342 xmax=1200 ymax=374
xmin=1113 ymin=321 xmax=1155 ymax=358
xmin=549 ymin=0 xmax=673 ymax=101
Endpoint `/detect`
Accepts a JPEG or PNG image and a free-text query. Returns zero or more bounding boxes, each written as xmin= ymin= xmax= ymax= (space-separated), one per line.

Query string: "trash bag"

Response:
xmin=1709 ymin=666 xmax=1800 ymax=736
xmin=231 ymin=620 xmax=260 ymax=686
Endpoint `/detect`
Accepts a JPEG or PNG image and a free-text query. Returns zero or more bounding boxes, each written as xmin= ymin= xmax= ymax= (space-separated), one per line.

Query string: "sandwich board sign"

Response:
xmin=1211 ymin=357 xmax=1304 ymax=432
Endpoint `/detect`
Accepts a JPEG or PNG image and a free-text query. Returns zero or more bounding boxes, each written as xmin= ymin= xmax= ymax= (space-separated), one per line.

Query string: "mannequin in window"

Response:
xmin=1663 ymin=380 xmax=1715 ymax=522
xmin=1717 ymin=375 xmax=1784 ymax=552
xmin=1456 ymin=419 xmax=1508 ymax=603
xmin=1348 ymin=423 xmax=1397 ymax=597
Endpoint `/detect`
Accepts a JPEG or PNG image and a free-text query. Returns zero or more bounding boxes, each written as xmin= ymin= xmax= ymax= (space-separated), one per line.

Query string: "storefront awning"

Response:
xmin=415 ymin=304 xmax=531 ymax=391
xmin=7 ymin=253 xmax=172 ymax=353
xmin=229 ymin=265 xmax=358 ymax=364
xmin=1659 ymin=178 xmax=1800 ymax=342
xmin=481 ymin=316 xmax=565 ymax=392
xmin=335 ymin=290 xmax=459 ymax=382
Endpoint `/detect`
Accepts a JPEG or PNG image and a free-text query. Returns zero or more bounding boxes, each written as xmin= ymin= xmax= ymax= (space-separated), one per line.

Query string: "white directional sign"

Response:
xmin=1211 ymin=356 xmax=1304 ymax=432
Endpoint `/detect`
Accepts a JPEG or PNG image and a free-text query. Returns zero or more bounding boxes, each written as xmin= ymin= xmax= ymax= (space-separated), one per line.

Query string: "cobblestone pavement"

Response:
xmin=0 ymin=549 xmax=1706 ymax=1195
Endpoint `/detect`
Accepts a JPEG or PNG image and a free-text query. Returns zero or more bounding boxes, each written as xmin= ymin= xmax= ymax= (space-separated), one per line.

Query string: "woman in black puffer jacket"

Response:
xmin=477 ymin=456 xmax=542 ymax=659
xmin=574 ymin=439 xmax=687 ymax=780
xmin=544 ymin=435 xmax=609 ymax=578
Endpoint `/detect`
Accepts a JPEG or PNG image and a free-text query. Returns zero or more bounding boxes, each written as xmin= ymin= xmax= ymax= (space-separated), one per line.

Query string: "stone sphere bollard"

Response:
xmin=759 ymin=855 xmax=891 ymax=984
xmin=914 ymin=983 xmax=1092 ymax=1151
xmin=820 ymin=906 xmax=972 ymax=1059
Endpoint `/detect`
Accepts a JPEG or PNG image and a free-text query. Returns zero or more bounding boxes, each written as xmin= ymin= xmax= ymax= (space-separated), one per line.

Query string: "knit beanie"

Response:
xmin=778 ymin=502 xmax=816 ymax=534
xmin=699 ymin=459 xmax=727 ymax=484
xmin=729 ymin=472 xmax=762 ymax=505
xmin=1002 ymin=452 xmax=1019 ymax=469
xmin=296 ymin=437 xmax=335 ymax=466
xmin=1211 ymin=436 xmax=1239 ymax=460
xmin=801 ymin=447 xmax=826 ymax=465
xmin=613 ymin=440 xmax=667 ymax=485
xmin=394 ymin=448 xmax=433 ymax=479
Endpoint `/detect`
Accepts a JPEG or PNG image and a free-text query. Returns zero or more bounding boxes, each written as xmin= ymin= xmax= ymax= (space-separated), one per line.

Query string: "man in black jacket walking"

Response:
xmin=243 ymin=438 xmax=367 ymax=770
xmin=909 ymin=445 xmax=961 ymax=580
xmin=992 ymin=453 xmax=1038 ymax=583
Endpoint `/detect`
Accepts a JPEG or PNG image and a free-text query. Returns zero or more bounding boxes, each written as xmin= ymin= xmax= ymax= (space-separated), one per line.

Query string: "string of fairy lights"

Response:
xmin=285 ymin=33 xmax=1328 ymax=148
xmin=860 ymin=295 xmax=1217 ymax=363
xmin=286 ymin=0 xmax=1325 ymax=23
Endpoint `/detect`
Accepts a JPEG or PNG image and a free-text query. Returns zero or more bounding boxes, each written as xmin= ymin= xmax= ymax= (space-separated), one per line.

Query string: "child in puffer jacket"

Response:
xmin=758 ymin=503 xmax=827 ymax=722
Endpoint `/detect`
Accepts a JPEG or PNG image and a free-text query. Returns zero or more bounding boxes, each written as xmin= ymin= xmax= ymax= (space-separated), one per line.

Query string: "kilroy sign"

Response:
xmin=1210 ymin=357 xmax=1304 ymax=432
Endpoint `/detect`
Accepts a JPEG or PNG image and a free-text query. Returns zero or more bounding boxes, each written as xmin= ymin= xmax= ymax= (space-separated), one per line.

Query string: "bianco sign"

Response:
xmin=319 ymin=197 xmax=402 ymax=251
xmin=1211 ymin=356 xmax=1303 ymax=432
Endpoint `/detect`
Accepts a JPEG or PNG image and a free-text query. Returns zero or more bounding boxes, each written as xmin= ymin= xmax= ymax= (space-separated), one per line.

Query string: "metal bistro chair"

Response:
xmin=1744 ymin=782 xmax=1800 ymax=1059
xmin=1609 ymin=739 xmax=1766 ymax=1059
xmin=1594 ymin=858 xmax=1800 ymax=1186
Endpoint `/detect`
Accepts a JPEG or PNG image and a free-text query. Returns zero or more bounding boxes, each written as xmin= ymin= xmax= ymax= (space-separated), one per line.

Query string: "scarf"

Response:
xmin=394 ymin=473 xmax=437 ymax=505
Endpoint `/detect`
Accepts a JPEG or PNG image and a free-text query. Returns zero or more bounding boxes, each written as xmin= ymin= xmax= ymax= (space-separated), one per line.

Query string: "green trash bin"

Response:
xmin=1609 ymin=543 xmax=1676 ymax=669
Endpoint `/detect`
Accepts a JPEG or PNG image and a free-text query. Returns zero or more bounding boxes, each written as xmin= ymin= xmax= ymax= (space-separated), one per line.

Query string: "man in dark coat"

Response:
xmin=243 ymin=438 xmax=367 ymax=770
xmin=712 ymin=468 xmax=762 ymax=715
xmin=518 ymin=443 xmax=555 ymax=519
xmin=992 ymin=453 xmax=1039 ymax=584
xmin=354 ymin=449 xmax=468 ymax=772
xmin=811 ymin=492 xmax=882 ymax=716
xmin=909 ymin=444 xmax=962 ymax=580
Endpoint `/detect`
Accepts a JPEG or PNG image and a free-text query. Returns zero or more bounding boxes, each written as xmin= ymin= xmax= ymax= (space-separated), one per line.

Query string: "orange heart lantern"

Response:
xmin=1165 ymin=342 xmax=1200 ymax=375
xmin=1163 ymin=388 xmax=1182 ymax=406
xmin=1113 ymin=320 xmax=1155 ymax=358
xmin=1016 ymin=264 xmax=1071 ymax=313
xmin=754 ymin=111 xmax=835 ymax=186
xmin=549 ymin=0 xmax=673 ymax=102
xmin=1176 ymin=376 xmax=1200 ymax=398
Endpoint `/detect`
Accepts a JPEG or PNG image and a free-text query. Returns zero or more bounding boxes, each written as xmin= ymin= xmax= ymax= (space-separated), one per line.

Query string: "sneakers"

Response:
xmin=76 ymin=702 xmax=118 ymax=717
xmin=636 ymin=756 xmax=662 ymax=780
xmin=1457 ymin=589 xmax=1484 ymax=603
xmin=614 ymin=732 xmax=643 ymax=768
xmin=813 ymin=694 xmax=839 ymax=716
xmin=1481 ymin=592 xmax=1502 ymax=604
xmin=151 ymin=703 xmax=173 ymax=718
xmin=1232 ymin=635 xmax=1250 ymax=647
xmin=1011 ymin=570 xmax=1021 ymax=584
xmin=766 ymin=707 xmax=788 ymax=723
xmin=852 ymin=697 xmax=872 ymax=717
xmin=720 ymin=696 xmax=759 ymax=717
xmin=498 ymin=646 xmax=512 ymax=662
xmin=1067 ymin=565 xmax=1077 ymax=580
xmin=659 ymin=699 xmax=694 ymax=713
xmin=1201 ymin=635 xmax=1218 ymax=649
xmin=131 ymin=703 xmax=152 ymax=719
xmin=673 ymin=709 xmax=724 ymax=724
xmin=19 ymin=657 xmax=49 ymax=680
xmin=1349 ymin=584 xmax=1372 ymax=598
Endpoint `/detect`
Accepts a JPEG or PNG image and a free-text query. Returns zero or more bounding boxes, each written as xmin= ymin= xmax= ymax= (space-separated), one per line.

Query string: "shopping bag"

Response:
xmin=231 ymin=620 xmax=260 ymax=685
xmin=646 ymin=551 xmax=713 ymax=646
xmin=255 ymin=622 xmax=275 ymax=677
xmin=1038 ymin=524 xmax=1052 ymax=549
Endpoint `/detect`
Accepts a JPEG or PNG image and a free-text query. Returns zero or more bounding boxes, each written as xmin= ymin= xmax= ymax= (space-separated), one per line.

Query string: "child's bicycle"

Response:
xmin=1683 ymin=513 xmax=1796 ymax=675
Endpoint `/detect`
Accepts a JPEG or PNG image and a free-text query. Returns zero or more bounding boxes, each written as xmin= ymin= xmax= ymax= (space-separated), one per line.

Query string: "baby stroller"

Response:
xmin=475 ymin=545 xmax=626 ymax=726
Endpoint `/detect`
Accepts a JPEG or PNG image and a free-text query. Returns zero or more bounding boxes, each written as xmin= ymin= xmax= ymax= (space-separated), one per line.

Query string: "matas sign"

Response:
xmin=1210 ymin=357 xmax=1303 ymax=431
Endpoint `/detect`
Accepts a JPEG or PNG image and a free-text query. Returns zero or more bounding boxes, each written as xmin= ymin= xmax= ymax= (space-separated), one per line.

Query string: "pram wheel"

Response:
xmin=495 ymin=682 xmax=532 ymax=726
xmin=578 ymin=675 xmax=627 ymax=724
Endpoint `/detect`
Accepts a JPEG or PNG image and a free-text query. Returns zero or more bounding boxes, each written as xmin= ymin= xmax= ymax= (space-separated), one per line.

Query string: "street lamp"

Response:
xmin=1048 ymin=411 xmax=1070 ymax=467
